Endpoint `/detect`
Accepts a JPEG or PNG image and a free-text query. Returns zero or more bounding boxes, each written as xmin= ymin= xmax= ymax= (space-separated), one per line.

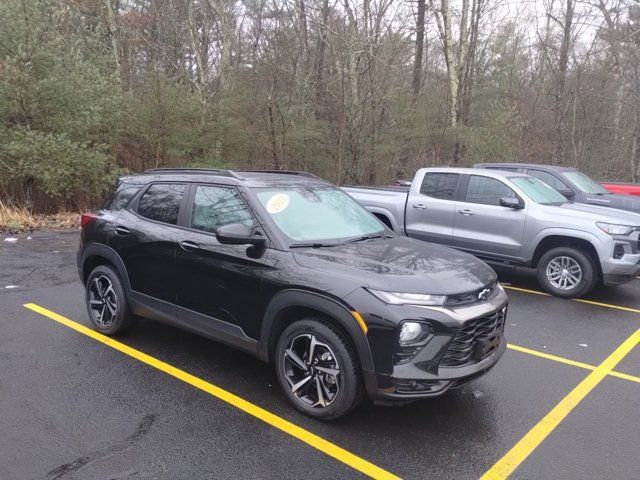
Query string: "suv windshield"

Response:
xmin=253 ymin=186 xmax=386 ymax=243
xmin=511 ymin=177 xmax=568 ymax=205
xmin=561 ymin=171 xmax=609 ymax=194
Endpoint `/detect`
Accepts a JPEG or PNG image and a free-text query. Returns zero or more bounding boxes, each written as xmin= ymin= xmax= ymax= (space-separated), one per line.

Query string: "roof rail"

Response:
xmin=238 ymin=170 xmax=319 ymax=179
xmin=143 ymin=168 xmax=243 ymax=179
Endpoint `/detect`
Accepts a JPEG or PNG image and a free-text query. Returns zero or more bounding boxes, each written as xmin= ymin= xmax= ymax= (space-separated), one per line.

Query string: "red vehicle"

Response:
xmin=601 ymin=182 xmax=640 ymax=196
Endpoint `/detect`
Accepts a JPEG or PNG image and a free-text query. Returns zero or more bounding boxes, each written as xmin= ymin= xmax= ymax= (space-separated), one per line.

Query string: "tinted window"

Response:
xmin=107 ymin=183 xmax=144 ymax=211
xmin=191 ymin=185 xmax=255 ymax=233
xmin=420 ymin=173 xmax=459 ymax=199
xmin=137 ymin=183 xmax=185 ymax=225
xmin=485 ymin=166 xmax=519 ymax=172
xmin=526 ymin=170 xmax=568 ymax=191
xmin=465 ymin=176 xmax=517 ymax=206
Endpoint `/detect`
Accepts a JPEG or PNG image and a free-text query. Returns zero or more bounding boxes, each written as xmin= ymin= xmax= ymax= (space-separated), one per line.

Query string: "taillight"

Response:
xmin=80 ymin=212 xmax=98 ymax=228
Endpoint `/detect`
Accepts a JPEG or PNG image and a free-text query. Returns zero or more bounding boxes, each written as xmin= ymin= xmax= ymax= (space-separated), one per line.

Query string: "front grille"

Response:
xmin=440 ymin=308 xmax=506 ymax=367
xmin=445 ymin=281 xmax=498 ymax=307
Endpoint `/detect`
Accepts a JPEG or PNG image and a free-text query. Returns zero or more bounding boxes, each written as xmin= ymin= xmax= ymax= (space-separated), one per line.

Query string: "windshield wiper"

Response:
xmin=342 ymin=233 xmax=394 ymax=244
xmin=289 ymin=242 xmax=338 ymax=248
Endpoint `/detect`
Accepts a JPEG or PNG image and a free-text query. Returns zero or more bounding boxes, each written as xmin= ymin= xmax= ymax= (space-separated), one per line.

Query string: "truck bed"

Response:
xmin=342 ymin=185 xmax=409 ymax=233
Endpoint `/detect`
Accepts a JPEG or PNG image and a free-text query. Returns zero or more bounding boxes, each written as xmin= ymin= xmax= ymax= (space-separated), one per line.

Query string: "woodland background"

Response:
xmin=1 ymin=0 xmax=639 ymax=212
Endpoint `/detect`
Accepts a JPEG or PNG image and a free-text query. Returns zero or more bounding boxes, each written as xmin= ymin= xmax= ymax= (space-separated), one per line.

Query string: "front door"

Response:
xmin=452 ymin=175 xmax=526 ymax=260
xmin=405 ymin=172 xmax=461 ymax=245
xmin=175 ymin=184 xmax=268 ymax=340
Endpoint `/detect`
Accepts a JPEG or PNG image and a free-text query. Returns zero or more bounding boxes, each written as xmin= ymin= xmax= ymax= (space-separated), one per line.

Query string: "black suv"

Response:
xmin=78 ymin=168 xmax=508 ymax=419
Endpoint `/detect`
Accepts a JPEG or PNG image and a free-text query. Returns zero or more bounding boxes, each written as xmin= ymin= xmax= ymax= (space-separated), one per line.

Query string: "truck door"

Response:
xmin=452 ymin=174 xmax=526 ymax=259
xmin=405 ymin=172 xmax=460 ymax=245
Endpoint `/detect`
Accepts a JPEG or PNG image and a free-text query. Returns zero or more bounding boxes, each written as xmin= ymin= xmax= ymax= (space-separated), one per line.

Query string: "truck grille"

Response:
xmin=440 ymin=308 xmax=506 ymax=367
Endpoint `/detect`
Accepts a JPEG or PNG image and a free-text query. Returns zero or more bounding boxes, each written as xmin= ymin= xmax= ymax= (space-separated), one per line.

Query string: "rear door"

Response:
xmin=452 ymin=175 xmax=526 ymax=259
xmin=405 ymin=172 xmax=460 ymax=245
xmin=110 ymin=182 xmax=186 ymax=304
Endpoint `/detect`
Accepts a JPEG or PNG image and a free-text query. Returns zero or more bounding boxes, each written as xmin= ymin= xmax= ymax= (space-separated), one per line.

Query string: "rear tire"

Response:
xmin=275 ymin=318 xmax=362 ymax=420
xmin=537 ymin=247 xmax=597 ymax=298
xmin=85 ymin=265 xmax=137 ymax=335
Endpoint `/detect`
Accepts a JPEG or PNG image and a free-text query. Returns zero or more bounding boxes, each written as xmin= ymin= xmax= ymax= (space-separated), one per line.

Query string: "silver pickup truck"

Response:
xmin=344 ymin=167 xmax=640 ymax=298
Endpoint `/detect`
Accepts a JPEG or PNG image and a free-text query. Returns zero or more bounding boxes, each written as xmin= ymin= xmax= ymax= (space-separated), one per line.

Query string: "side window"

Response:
xmin=137 ymin=183 xmax=185 ymax=225
xmin=465 ymin=175 xmax=517 ymax=206
xmin=526 ymin=170 xmax=568 ymax=191
xmin=190 ymin=185 xmax=255 ymax=234
xmin=107 ymin=184 xmax=144 ymax=211
xmin=419 ymin=173 xmax=459 ymax=200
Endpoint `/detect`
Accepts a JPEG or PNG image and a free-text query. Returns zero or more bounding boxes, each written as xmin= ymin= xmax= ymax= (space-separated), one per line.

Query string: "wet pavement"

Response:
xmin=1 ymin=231 xmax=638 ymax=479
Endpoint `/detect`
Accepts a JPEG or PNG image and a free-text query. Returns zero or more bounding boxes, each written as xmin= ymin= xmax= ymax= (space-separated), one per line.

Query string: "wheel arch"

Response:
xmin=258 ymin=290 xmax=374 ymax=374
xmin=80 ymin=243 xmax=132 ymax=292
xmin=531 ymin=234 xmax=601 ymax=275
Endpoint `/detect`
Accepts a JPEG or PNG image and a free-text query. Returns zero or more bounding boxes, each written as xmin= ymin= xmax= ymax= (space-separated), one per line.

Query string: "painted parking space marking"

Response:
xmin=503 ymin=285 xmax=640 ymax=315
xmin=482 ymin=329 xmax=640 ymax=479
xmin=507 ymin=343 xmax=640 ymax=384
xmin=23 ymin=303 xmax=400 ymax=480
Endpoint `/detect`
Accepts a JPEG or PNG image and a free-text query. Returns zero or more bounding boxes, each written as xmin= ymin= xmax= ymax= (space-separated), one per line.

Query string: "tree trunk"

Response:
xmin=105 ymin=0 xmax=122 ymax=82
xmin=412 ymin=0 xmax=426 ymax=98
xmin=553 ymin=0 xmax=574 ymax=164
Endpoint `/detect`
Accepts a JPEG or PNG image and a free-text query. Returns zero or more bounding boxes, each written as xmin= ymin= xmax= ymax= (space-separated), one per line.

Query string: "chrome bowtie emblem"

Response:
xmin=478 ymin=288 xmax=491 ymax=301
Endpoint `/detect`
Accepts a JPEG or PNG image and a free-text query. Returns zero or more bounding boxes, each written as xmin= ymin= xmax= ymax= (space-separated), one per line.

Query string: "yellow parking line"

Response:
xmin=503 ymin=285 xmax=640 ymax=315
xmin=507 ymin=344 xmax=640 ymax=384
xmin=23 ymin=303 xmax=400 ymax=480
xmin=483 ymin=329 xmax=640 ymax=479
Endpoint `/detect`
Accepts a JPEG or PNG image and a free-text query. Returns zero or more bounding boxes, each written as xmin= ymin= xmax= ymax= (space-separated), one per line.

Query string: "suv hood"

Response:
xmin=582 ymin=193 xmax=640 ymax=214
xmin=292 ymin=236 xmax=496 ymax=295
xmin=555 ymin=202 xmax=640 ymax=225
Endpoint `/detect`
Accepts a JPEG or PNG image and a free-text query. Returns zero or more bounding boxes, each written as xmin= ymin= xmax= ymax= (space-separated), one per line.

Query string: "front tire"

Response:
xmin=275 ymin=319 xmax=362 ymax=420
xmin=537 ymin=247 xmax=597 ymax=298
xmin=85 ymin=265 xmax=137 ymax=335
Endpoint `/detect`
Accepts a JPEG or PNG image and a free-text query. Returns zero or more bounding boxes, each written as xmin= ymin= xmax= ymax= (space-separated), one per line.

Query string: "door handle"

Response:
xmin=114 ymin=226 xmax=130 ymax=236
xmin=412 ymin=204 xmax=426 ymax=210
xmin=458 ymin=209 xmax=475 ymax=216
xmin=179 ymin=240 xmax=200 ymax=251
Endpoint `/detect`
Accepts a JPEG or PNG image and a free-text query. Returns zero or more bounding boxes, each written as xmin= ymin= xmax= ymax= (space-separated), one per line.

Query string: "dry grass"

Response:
xmin=0 ymin=201 xmax=79 ymax=233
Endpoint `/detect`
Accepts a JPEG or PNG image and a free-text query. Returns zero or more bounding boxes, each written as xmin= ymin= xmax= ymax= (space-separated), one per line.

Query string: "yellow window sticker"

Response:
xmin=266 ymin=193 xmax=290 ymax=214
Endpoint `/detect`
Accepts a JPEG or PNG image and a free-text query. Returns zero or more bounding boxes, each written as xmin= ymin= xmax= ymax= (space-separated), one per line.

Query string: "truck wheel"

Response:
xmin=537 ymin=247 xmax=597 ymax=298
xmin=85 ymin=265 xmax=137 ymax=335
xmin=275 ymin=319 xmax=362 ymax=420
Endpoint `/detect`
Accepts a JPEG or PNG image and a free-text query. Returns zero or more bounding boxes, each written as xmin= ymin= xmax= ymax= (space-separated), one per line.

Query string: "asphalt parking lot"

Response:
xmin=1 ymin=231 xmax=638 ymax=480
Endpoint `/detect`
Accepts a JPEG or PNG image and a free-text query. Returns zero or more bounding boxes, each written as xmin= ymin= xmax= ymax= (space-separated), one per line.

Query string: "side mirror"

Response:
xmin=558 ymin=189 xmax=575 ymax=200
xmin=216 ymin=223 xmax=266 ymax=246
xmin=499 ymin=197 xmax=523 ymax=209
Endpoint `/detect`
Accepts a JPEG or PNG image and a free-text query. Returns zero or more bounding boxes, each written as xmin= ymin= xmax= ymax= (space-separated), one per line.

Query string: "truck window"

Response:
xmin=465 ymin=176 xmax=517 ymax=206
xmin=419 ymin=173 xmax=459 ymax=200
xmin=526 ymin=169 xmax=568 ymax=191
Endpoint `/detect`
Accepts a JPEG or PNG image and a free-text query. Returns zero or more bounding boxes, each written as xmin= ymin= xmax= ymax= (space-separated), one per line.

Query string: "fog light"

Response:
xmin=399 ymin=322 xmax=431 ymax=345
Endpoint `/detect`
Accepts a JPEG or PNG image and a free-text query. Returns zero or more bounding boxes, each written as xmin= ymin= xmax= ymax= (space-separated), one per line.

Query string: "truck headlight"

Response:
xmin=399 ymin=322 xmax=432 ymax=345
xmin=367 ymin=289 xmax=447 ymax=306
xmin=596 ymin=222 xmax=636 ymax=236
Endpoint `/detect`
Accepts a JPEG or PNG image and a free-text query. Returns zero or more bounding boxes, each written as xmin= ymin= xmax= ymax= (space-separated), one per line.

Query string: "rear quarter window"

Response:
xmin=105 ymin=182 xmax=145 ymax=211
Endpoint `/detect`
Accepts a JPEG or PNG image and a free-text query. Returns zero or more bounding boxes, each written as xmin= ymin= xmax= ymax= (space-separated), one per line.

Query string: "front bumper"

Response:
xmin=601 ymin=253 xmax=640 ymax=285
xmin=353 ymin=286 xmax=509 ymax=402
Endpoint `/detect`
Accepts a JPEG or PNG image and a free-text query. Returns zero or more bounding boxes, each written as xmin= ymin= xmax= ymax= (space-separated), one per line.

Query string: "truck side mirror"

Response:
xmin=499 ymin=197 xmax=523 ymax=209
xmin=558 ymin=189 xmax=575 ymax=200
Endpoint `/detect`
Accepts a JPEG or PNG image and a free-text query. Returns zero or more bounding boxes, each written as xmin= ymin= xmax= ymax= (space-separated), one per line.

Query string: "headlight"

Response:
xmin=399 ymin=322 xmax=432 ymax=345
xmin=367 ymin=289 xmax=447 ymax=306
xmin=596 ymin=222 xmax=636 ymax=236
